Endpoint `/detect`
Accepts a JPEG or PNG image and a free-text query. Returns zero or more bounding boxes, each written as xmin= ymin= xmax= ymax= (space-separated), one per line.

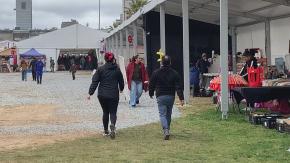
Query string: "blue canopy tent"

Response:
xmin=20 ymin=48 xmax=46 ymax=59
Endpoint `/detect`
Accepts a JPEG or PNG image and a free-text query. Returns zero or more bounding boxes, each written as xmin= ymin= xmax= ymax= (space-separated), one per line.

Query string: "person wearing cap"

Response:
xmin=87 ymin=52 xmax=124 ymax=139
xmin=149 ymin=55 xmax=184 ymax=140
xmin=239 ymin=49 xmax=258 ymax=81
xmin=196 ymin=53 xmax=211 ymax=89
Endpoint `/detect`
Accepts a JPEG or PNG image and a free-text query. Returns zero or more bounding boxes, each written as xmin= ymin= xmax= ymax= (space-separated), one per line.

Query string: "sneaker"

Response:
xmin=136 ymin=100 xmax=139 ymax=104
xmin=110 ymin=124 xmax=116 ymax=139
xmin=164 ymin=129 xmax=170 ymax=140
xmin=102 ymin=130 xmax=110 ymax=136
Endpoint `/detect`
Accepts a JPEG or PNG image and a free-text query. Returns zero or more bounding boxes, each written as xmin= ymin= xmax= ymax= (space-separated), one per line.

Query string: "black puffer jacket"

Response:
xmin=149 ymin=66 xmax=184 ymax=100
xmin=89 ymin=62 xmax=124 ymax=99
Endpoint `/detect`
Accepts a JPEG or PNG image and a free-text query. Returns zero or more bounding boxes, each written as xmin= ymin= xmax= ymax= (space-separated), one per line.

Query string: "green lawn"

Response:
xmin=1 ymin=98 xmax=289 ymax=163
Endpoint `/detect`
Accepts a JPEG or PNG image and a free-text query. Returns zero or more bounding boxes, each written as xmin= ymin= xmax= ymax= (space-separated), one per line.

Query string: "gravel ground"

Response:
xmin=0 ymin=72 xmax=181 ymax=135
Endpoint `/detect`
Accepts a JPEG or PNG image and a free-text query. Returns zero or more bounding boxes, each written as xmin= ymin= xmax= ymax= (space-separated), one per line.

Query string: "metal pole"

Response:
xmin=115 ymin=32 xmax=119 ymax=59
xmin=110 ymin=37 xmax=113 ymax=52
xmin=120 ymin=30 xmax=124 ymax=58
xmin=133 ymin=23 xmax=138 ymax=56
xmin=220 ymin=0 xmax=229 ymax=119
xmin=142 ymin=28 xmax=148 ymax=66
xmin=126 ymin=28 xmax=130 ymax=62
xmin=182 ymin=0 xmax=190 ymax=103
xmin=265 ymin=19 xmax=271 ymax=65
xmin=98 ymin=0 xmax=101 ymax=30
xmin=231 ymin=27 xmax=237 ymax=73
xmin=160 ymin=4 xmax=166 ymax=54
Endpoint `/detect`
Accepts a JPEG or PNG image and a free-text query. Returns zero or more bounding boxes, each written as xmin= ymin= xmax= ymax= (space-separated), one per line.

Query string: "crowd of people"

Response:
xmin=19 ymin=57 xmax=44 ymax=84
xmin=57 ymin=54 xmax=97 ymax=71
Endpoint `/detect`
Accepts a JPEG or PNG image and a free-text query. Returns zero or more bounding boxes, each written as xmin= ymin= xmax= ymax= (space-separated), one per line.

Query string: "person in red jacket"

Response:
xmin=126 ymin=55 xmax=148 ymax=107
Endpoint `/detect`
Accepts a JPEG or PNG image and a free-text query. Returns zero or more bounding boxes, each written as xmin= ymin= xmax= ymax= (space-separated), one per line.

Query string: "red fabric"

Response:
xmin=209 ymin=74 xmax=248 ymax=91
xmin=126 ymin=62 xmax=148 ymax=91
xmin=254 ymin=99 xmax=290 ymax=114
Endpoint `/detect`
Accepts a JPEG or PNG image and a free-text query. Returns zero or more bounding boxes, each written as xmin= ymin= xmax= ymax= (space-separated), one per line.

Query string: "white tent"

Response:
xmin=106 ymin=0 xmax=290 ymax=118
xmin=16 ymin=24 xmax=108 ymax=69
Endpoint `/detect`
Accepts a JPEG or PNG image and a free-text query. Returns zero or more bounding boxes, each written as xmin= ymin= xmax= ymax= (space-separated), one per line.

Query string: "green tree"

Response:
xmin=126 ymin=0 xmax=148 ymax=19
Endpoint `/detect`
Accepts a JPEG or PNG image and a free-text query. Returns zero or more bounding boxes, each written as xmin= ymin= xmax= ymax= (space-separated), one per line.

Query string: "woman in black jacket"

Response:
xmin=87 ymin=52 xmax=124 ymax=139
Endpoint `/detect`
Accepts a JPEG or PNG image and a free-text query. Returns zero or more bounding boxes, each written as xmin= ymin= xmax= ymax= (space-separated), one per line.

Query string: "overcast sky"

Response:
xmin=0 ymin=0 xmax=122 ymax=29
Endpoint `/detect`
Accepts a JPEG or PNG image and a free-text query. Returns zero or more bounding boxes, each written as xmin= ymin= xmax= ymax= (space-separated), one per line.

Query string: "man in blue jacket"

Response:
xmin=35 ymin=58 xmax=44 ymax=84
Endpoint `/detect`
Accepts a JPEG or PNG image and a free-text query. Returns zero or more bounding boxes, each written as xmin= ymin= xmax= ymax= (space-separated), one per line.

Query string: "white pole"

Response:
xmin=142 ymin=28 xmax=148 ymax=66
xmin=231 ymin=27 xmax=237 ymax=73
xmin=126 ymin=28 xmax=130 ymax=62
xmin=133 ymin=23 xmax=138 ymax=56
xmin=116 ymin=32 xmax=120 ymax=60
xmin=220 ymin=0 xmax=229 ymax=119
xmin=265 ymin=19 xmax=271 ymax=65
xmin=160 ymin=4 xmax=166 ymax=54
xmin=115 ymin=34 xmax=118 ymax=56
xmin=182 ymin=0 xmax=190 ymax=103
xmin=109 ymin=37 xmax=112 ymax=52
xmin=120 ymin=30 xmax=124 ymax=59
xmin=111 ymin=37 xmax=114 ymax=52
xmin=98 ymin=0 xmax=101 ymax=30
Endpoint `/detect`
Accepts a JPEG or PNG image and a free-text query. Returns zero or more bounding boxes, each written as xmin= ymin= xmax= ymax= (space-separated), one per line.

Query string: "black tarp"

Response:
xmin=144 ymin=11 xmax=232 ymax=81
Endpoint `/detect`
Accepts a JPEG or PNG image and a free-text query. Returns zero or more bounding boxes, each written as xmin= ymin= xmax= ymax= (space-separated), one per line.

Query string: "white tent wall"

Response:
xmin=270 ymin=17 xmax=290 ymax=61
xmin=237 ymin=17 xmax=290 ymax=64
xmin=237 ymin=23 xmax=265 ymax=56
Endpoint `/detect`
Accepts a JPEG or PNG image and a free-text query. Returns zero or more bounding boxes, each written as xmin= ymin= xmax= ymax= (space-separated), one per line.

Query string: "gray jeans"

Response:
xmin=157 ymin=95 xmax=175 ymax=130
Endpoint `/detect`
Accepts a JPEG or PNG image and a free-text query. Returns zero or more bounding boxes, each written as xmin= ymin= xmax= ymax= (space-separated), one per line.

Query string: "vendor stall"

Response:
xmin=20 ymin=48 xmax=46 ymax=59
xmin=20 ymin=48 xmax=46 ymax=72
xmin=0 ymin=48 xmax=17 ymax=73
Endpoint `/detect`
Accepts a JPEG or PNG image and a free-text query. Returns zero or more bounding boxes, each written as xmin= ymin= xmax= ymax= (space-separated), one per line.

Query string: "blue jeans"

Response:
xmin=22 ymin=70 xmax=27 ymax=81
xmin=36 ymin=72 xmax=43 ymax=84
xmin=157 ymin=95 xmax=175 ymax=130
xmin=129 ymin=80 xmax=143 ymax=106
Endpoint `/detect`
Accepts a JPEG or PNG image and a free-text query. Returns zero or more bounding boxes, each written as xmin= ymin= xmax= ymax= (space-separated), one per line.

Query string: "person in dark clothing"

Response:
xmin=69 ymin=63 xmax=77 ymax=80
xmin=239 ymin=49 xmax=258 ymax=81
xmin=29 ymin=58 xmax=37 ymax=81
xmin=35 ymin=59 xmax=44 ymax=84
xmin=149 ymin=55 xmax=184 ymax=140
xmin=190 ymin=62 xmax=200 ymax=97
xmin=88 ymin=52 xmax=124 ymax=139
xmin=197 ymin=53 xmax=211 ymax=89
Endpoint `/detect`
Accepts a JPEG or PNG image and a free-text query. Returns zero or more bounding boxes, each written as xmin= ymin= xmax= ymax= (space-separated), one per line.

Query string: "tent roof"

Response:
xmin=20 ymin=48 xmax=45 ymax=58
xmin=17 ymin=24 xmax=108 ymax=49
xmin=20 ymin=48 xmax=44 ymax=56
xmin=108 ymin=0 xmax=290 ymax=37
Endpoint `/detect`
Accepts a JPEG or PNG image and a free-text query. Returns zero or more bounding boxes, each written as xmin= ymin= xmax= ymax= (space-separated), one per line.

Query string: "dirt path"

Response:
xmin=0 ymin=104 xmax=96 ymax=151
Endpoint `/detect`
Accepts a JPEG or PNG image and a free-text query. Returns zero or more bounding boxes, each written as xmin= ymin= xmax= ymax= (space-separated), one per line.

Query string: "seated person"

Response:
xmin=239 ymin=49 xmax=258 ymax=81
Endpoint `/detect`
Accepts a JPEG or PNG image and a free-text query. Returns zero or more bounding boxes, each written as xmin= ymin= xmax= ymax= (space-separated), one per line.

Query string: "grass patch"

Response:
xmin=0 ymin=98 xmax=289 ymax=163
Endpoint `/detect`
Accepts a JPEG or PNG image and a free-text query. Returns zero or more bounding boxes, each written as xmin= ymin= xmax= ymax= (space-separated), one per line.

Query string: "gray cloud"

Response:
xmin=0 ymin=0 xmax=122 ymax=29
